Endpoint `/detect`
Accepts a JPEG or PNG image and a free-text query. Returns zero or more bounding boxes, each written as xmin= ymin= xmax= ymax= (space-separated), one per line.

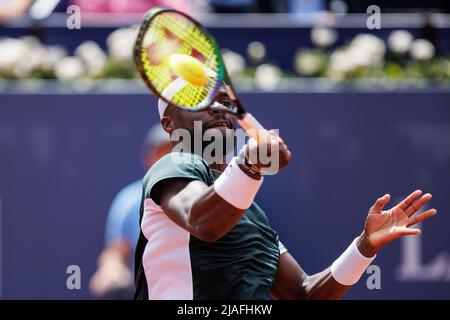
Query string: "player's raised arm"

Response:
xmin=153 ymin=136 xmax=292 ymax=243
xmin=270 ymin=190 xmax=437 ymax=300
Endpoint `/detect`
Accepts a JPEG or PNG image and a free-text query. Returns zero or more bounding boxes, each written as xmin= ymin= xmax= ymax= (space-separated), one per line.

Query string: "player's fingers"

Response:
xmin=284 ymin=147 xmax=292 ymax=162
xmin=370 ymin=194 xmax=391 ymax=214
xmin=278 ymin=143 xmax=292 ymax=164
xmin=405 ymin=193 xmax=432 ymax=217
xmin=407 ymin=209 xmax=437 ymax=227
xmin=246 ymin=138 xmax=259 ymax=164
xmin=395 ymin=226 xmax=421 ymax=237
xmin=397 ymin=190 xmax=422 ymax=211
xmin=268 ymin=130 xmax=283 ymax=143
xmin=268 ymin=130 xmax=279 ymax=136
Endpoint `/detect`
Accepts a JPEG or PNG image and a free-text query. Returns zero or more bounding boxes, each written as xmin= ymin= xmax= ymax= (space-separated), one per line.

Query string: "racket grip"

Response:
xmin=238 ymin=113 xmax=270 ymax=142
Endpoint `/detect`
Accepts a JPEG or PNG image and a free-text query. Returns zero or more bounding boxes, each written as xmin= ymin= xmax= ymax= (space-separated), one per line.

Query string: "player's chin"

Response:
xmin=204 ymin=126 xmax=235 ymax=136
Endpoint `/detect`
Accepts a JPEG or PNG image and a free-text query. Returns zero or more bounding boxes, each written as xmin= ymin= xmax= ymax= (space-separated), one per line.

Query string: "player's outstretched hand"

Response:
xmin=357 ymin=190 xmax=438 ymax=257
xmin=238 ymin=130 xmax=292 ymax=177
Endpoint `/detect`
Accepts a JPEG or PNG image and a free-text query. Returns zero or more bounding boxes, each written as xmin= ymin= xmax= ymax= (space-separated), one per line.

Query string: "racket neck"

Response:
xmin=238 ymin=113 xmax=270 ymax=142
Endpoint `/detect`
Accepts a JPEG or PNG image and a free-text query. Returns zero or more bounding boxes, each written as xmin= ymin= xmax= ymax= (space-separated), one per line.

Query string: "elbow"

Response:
xmin=196 ymin=229 xmax=222 ymax=243
xmin=191 ymin=222 xmax=223 ymax=242
xmin=187 ymin=205 xmax=226 ymax=242
xmin=194 ymin=221 xmax=225 ymax=242
xmin=188 ymin=217 xmax=223 ymax=243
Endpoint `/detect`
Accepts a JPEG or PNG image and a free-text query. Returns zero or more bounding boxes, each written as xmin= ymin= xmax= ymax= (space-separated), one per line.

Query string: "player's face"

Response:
xmin=169 ymin=87 xmax=236 ymax=134
xmin=164 ymin=87 xmax=237 ymax=156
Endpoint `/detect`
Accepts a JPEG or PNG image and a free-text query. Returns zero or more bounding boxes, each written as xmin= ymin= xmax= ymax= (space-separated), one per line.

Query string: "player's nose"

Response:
xmin=207 ymin=107 xmax=226 ymax=116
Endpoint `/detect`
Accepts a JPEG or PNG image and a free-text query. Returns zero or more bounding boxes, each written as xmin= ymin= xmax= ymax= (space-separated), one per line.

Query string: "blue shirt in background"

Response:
xmin=104 ymin=179 xmax=142 ymax=261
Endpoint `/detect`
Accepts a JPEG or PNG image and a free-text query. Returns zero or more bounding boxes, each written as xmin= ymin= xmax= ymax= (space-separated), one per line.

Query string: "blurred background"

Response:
xmin=0 ymin=0 xmax=449 ymax=299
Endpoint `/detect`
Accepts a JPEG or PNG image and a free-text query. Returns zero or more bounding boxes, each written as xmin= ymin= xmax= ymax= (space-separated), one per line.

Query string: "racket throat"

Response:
xmin=238 ymin=113 xmax=269 ymax=142
xmin=210 ymin=101 xmax=237 ymax=114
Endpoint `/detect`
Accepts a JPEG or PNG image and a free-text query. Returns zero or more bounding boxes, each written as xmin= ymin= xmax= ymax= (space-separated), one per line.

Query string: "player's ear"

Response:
xmin=161 ymin=116 xmax=175 ymax=134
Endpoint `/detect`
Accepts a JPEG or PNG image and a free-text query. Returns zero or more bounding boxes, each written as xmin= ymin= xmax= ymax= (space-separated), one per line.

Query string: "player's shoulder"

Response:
xmin=143 ymin=151 xmax=212 ymax=187
xmin=148 ymin=151 xmax=207 ymax=172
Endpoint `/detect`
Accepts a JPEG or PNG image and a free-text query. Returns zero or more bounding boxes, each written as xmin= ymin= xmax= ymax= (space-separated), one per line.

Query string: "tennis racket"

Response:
xmin=133 ymin=7 xmax=270 ymax=141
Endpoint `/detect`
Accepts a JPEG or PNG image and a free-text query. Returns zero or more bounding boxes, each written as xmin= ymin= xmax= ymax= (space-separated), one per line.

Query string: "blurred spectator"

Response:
xmin=332 ymin=0 xmax=450 ymax=13
xmin=89 ymin=124 xmax=171 ymax=299
xmin=209 ymin=0 xmax=288 ymax=13
xmin=70 ymin=0 xmax=192 ymax=14
xmin=288 ymin=0 xmax=325 ymax=13
xmin=209 ymin=0 xmax=257 ymax=13
xmin=0 ymin=0 xmax=33 ymax=23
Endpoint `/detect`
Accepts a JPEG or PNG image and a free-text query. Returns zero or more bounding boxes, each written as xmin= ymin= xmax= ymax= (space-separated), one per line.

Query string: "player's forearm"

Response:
xmin=303 ymin=235 xmax=378 ymax=299
xmin=272 ymin=237 xmax=376 ymax=300
xmin=302 ymin=235 xmax=378 ymax=299
xmin=188 ymin=186 xmax=245 ymax=242
xmin=162 ymin=157 xmax=264 ymax=242
xmin=161 ymin=179 xmax=249 ymax=242
xmin=187 ymin=157 xmax=263 ymax=242
xmin=301 ymin=268 xmax=350 ymax=300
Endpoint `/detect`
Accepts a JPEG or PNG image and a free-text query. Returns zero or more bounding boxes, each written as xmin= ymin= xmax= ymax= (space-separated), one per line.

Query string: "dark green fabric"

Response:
xmin=142 ymin=152 xmax=280 ymax=299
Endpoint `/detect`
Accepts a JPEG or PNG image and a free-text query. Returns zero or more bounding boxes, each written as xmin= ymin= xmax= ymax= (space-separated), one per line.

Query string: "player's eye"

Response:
xmin=220 ymin=101 xmax=232 ymax=108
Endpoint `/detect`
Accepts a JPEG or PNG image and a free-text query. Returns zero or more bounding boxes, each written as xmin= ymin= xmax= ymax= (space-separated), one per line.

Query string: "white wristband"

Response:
xmin=331 ymin=237 xmax=376 ymax=286
xmin=213 ymin=157 xmax=263 ymax=210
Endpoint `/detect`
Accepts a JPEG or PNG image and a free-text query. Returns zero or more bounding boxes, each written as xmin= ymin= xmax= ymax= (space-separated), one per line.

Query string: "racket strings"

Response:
xmin=139 ymin=12 xmax=221 ymax=108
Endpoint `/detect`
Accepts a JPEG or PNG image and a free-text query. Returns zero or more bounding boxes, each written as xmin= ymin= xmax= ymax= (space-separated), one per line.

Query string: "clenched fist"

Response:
xmin=238 ymin=130 xmax=292 ymax=178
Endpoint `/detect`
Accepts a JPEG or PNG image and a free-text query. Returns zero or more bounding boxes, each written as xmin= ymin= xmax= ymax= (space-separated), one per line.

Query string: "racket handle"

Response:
xmin=238 ymin=113 xmax=270 ymax=142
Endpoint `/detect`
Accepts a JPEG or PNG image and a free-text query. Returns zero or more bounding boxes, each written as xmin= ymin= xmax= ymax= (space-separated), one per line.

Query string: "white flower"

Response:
xmin=20 ymin=35 xmax=42 ymax=49
xmin=54 ymin=56 xmax=86 ymax=80
xmin=107 ymin=27 xmax=138 ymax=63
xmin=348 ymin=34 xmax=386 ymax=68
xmin=12 ymin=63 xmax=33 ymax=78
xmin=0 ymin=38 xmax=28 ymax=73
xmin=254 ymin=64 xmax=281 ymax=91
xmin=75 ymin=41 xmax=106 ymax=75
xmin=0 ymin=37 xmax=68 ymax=78
xmin=32 ymin=48 xmax=49 ymax=70
xmin=329 ymin=49 xmax=353 ymax=75
xmin=327 ymin=34 xmax=386 ymax=77
xmin=41 ymin=46 xmax=68 ymax=69
xmin=446 ymin=59 xmax=450 ymax=77
xmin=388 ymin=30 xmax=413 ymax=54
xmin=347 ymin=46 xmax=374 ymax=68
xmin=351 ymin=34 xmax=386 ymax=57
xmin=221 ymin=49 xmax=245 ymax=77
xmin=294 ymin=50 xmax=322 ymax=76
xmin=410 ymin=39 xmax=435 ymax=61
xmin=311 ymin=27 xmax=337 ymax=48
xmin=247 ymin=41 xmax=266 ymax=63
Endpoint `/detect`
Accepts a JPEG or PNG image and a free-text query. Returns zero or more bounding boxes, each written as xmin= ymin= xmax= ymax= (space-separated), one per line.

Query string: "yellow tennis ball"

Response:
xmin=168 ymin=54 xmax=208 ymax=86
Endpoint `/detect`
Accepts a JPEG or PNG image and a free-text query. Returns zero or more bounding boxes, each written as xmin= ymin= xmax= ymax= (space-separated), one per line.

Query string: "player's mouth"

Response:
xmin=205 ymin=120 xmax=233 ymax=130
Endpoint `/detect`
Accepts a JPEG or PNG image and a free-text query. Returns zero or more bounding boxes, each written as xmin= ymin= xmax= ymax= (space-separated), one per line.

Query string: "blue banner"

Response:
xmin=1 ymin=90 xmax=449 ymax=299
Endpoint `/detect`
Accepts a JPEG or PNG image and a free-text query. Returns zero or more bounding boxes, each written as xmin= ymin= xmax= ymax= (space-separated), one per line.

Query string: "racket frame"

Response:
xmin=134 ymin=7 xmax=226 ymax=113
xmin=134 ymin=7 xmax=269 ymax=141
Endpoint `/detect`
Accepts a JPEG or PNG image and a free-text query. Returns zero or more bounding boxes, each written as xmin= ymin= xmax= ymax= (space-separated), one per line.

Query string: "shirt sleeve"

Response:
xmin=278 ymin=240 xmax=288 ymax=255
xmin=144 ymin=152 xmax=212 ymax=201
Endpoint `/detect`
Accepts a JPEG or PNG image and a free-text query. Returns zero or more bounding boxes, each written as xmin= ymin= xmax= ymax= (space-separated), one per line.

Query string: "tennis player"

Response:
xmin=134 ymin=83 xmax=437 ymax=300
xmin=90 ymin=124 xmax=171 ymax=299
